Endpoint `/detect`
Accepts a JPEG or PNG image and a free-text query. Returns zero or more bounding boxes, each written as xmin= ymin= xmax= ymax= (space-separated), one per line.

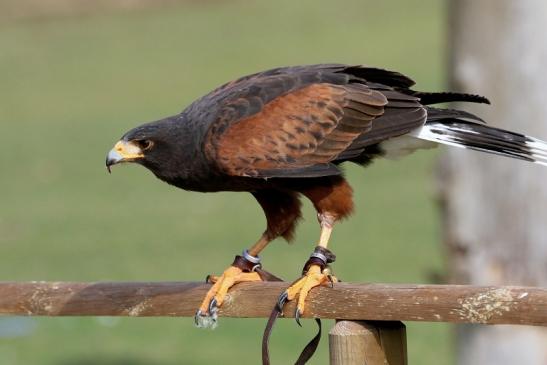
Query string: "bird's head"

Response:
xmin=106 ymin=138 xmax=151 ymax=173
xmin=106 ymin=117 xmax=186 ymax=177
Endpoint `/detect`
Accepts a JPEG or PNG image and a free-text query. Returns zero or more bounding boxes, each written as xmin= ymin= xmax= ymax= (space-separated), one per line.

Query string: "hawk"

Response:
xmin=106 ymin=64 xmax=547 ymax=329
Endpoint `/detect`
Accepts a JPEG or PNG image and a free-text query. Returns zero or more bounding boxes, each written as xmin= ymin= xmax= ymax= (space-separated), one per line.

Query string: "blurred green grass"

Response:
xmin=0 ymin=0 xmax=451 ymax=364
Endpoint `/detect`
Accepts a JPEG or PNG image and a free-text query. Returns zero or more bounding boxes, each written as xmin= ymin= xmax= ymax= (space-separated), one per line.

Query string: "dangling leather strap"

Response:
xmin=262 ymin=298 xmax=322 ymax=365
xmin=262 ymin=246 xmax=336 ymax=365
xmin=294 ymin=319 xmax=322 ymax=365
xmin=262 ymin=301 xmax=281 ymax=365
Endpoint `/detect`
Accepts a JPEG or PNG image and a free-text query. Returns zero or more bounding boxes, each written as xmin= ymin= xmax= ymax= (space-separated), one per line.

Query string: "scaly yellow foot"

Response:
xmin=195 ymin=266 xmax=262 ymax=328
xmin=278 ymin=264 xmax=337 ymax=325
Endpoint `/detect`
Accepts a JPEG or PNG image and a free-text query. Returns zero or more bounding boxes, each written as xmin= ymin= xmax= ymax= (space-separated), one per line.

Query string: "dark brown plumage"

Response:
xmin=106 ymin=63 xmax=547 ymax=334
xmin=107 ymin=64 xmax=484 ymax=242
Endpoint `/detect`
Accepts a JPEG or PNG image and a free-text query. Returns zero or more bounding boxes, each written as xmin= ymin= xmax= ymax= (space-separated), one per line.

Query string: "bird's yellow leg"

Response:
xmin=198 ymin=267 xmax=261 ymax=311
xmin=206 ymin=235 xmax=269 ymax=284
xmin=278 ymin=214 xmax=338 ymax=323
xmin=195 ymin=234 xmax=270 ymax=328
xmin=318 ymin=223 xmax=333 ymax=248
xmin=285 ymin=224 xmax=334 ymax=300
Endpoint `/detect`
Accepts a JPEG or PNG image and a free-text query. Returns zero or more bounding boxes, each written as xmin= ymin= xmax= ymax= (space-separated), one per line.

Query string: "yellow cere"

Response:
xmin=114 ymin=140 xmax=144 ymax=159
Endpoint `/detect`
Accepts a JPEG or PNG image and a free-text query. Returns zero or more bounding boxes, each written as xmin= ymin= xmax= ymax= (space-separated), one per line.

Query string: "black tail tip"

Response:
xmin=474 ymin=94 xmax=491 ymax=105
xmin=412 ymin=91 xmax=491 ymax=105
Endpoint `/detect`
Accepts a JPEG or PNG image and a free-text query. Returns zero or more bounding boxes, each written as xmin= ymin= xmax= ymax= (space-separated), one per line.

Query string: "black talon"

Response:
xmin=208 ymin=298 xmax=218 ymax=314
xmin=205 ymin=274 xmax=211 ymax=283
xmin=327 ymin=274 xmax=335 ymax=288
xmin=194 ymin=309 xmax=203 ymax=325
xmin=276 ymin=291 xmax=288 ymax=313
xmin=295 ymin=309 xmax=303 ymax=327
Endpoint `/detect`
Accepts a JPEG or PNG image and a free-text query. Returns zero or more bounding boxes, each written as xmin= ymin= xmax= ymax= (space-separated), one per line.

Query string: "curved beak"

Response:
xmin=106 ymin=140 xmax=144 ymax=173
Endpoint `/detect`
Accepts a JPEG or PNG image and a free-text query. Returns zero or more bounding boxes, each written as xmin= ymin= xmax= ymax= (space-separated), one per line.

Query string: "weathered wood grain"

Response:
xmin=0 ymin=282 xmax=545 ymax=325
xmin=329 ymin=320 xmax=407 ymax=365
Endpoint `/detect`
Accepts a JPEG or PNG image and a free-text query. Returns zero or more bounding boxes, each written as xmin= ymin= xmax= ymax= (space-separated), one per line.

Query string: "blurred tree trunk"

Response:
xmin=443 ymin=1 xmax=547 ymax=365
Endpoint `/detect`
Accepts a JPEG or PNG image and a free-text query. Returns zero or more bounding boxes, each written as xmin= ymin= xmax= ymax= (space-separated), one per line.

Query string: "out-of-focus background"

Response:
xmin=2 ymin=1 xmax=541 ymax=364
xmin=0 ymin=1 xmax=446 ymax=364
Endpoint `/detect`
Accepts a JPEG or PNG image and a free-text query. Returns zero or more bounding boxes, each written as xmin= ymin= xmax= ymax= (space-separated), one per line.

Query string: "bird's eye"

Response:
xmin=136 ymin=140 xmax=153 ymax=150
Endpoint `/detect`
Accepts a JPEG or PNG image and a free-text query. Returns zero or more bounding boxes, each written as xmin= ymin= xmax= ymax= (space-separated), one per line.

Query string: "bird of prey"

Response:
xmin=106 ymin=64 xmax=547 ymax=328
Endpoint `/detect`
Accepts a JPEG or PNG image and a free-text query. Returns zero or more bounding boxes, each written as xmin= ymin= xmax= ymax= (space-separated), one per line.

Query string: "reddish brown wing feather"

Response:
xmin=209 ymin=83 xmax=387 ymax=178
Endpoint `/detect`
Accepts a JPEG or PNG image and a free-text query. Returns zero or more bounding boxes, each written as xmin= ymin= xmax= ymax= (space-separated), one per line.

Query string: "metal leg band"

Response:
xmin=302 ymin=246 xmax=336 ymax=274
xmin=231 ymin=249 xmax=262 ymax=272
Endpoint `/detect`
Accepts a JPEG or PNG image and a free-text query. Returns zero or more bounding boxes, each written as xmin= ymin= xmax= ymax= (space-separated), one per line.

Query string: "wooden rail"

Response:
xmin=1 ymin=281 xmax=545 ymax=365
xmin=0 ymin=281 xmax=545 ymax=326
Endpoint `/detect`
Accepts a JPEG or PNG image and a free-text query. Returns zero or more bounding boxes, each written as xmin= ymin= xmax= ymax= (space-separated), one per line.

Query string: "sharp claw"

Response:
xmin=194 ymin=297 xmax=219 ymax=329
xmin=277 ymin=291 xmax=289 ymax=313
xmin=194 ymin=309 xmax=203 ymax=326
xmin=295 ymin=308 xmax=303 ymax=327
xmin=205 ymin=274 xmax=211 ymax=283
xmin=194 ymin=308 xmax=218 ymax=329
xmin=208 ymin=297 xmax=218 ymax=315
xmin=327 ymin=275 xmax=334 ymax=288
xmin=208 ymin=299 xmax=218 ymax=328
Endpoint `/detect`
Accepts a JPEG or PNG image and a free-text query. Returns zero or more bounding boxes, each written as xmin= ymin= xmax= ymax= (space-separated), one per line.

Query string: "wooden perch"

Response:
xmin=0 ymin=281 xmax=545 ymax=326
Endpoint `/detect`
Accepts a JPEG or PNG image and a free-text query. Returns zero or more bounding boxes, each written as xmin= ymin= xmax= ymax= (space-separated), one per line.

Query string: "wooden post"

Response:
xmin=329 ymin=320 xmax=407 ymax=365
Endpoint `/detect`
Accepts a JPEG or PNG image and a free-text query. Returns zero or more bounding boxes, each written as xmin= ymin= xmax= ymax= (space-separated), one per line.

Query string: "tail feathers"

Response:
xmin=426 ymin=107 xmax=486 ymax=123
xmin=410 ymin=119 xmax=547 ymax=166
xmin=409 ymin=91 xmax=491 ymax=105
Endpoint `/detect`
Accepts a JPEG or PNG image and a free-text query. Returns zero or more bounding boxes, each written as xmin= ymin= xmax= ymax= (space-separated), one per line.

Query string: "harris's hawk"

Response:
xmin=106 ymin=64 xmax=547 ymax=329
